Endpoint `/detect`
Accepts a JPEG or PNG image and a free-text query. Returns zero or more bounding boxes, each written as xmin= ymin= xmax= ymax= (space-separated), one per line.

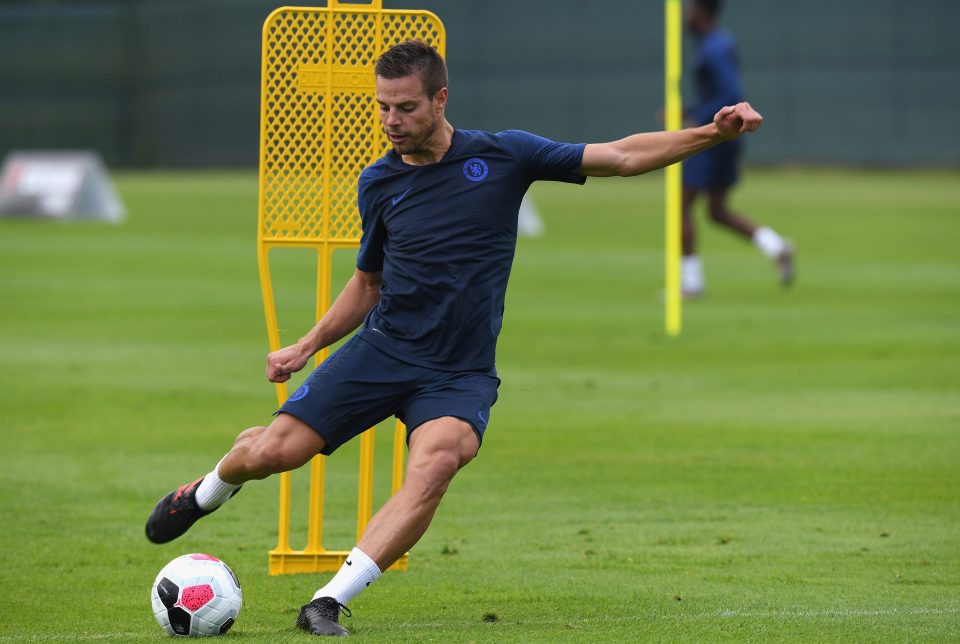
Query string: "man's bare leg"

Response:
xmin=298 ymin=416 xmax=478 ymax=636
xmin=681 ymin=186 xmax=706 ymax=297
xmin=145 ymin=413 xmax=326 ymax=544
xmin=681 ymin=186 xmax=699 ymax=257
xmin=707 ymin=188 xmax=795 ymax=285
xmin=706 ymin=187 xmax=757 ymax=239
xmin=218 ymin=413 xmax=328 ymax=483
xmin=358 ymin=416 xmax=478 ymax=569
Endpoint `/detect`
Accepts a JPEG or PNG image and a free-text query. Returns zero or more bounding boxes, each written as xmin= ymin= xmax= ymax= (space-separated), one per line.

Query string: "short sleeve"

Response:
xmin=497 ymin=130 xmax=586 ymax=184
xmin=356 ymin=172 xmax=385 ymax=272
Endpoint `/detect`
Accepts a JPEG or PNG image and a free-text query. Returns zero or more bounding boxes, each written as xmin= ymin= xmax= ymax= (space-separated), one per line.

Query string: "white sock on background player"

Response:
xmin=682 ymin=255 xmax=705 ymax=295
xmin=753 ymin=226 xmax=787 ymax=259
xmin=312 ymin=547 xmax=382 ymax=605
xmin=195 ymin=457 xmax=242 ymax=511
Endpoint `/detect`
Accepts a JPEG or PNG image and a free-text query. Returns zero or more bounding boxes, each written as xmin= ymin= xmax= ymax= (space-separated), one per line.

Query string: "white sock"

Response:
xmin=312 ymin=547 xmax=382 ymax=605
xmin=753 ymin=226 xmax=786 ymax=259
xmin=195 ymin=457 xmax=242 ymax=511
xmin=681 ymin=255 xmax=705 ymax=293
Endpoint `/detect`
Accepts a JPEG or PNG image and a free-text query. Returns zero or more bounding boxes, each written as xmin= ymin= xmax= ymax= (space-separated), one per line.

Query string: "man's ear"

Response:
xmin=434 ymin=87 xmax=448 ymax=113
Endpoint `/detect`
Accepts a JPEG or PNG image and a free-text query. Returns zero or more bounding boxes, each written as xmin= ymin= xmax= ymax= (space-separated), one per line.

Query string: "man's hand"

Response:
xmin=266 ymin=342 xmax=313 ymax=383
xmin=262 ymin=269 xmax=381 ymax=385
xmin=714 ymin=102 xmax=763 ymax=140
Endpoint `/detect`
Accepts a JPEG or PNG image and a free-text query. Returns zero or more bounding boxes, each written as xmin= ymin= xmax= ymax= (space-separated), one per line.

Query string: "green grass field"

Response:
xmin=0 ymin=168 xmax=958 ymax=642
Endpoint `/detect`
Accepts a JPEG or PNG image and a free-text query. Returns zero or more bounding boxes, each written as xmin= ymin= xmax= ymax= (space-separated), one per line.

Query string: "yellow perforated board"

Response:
xmin=257 ymin=1 xmax=445 ymax=575
xmin=258 ymin=1 xmax=445 ymax=246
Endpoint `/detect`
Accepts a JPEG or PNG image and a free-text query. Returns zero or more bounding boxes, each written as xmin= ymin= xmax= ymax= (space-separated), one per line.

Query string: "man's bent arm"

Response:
xmin=266 ymin=268 xmax=382 ymax=383
xmin=581 ymin=102 xmax=762 ymax=178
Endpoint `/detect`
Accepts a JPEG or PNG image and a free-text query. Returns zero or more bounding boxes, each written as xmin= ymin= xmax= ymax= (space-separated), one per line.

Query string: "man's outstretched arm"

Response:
xmin=581 ymin=102 xmax=762 ymax=177
xmin=266 ymin=268 xmax=382 ymax=383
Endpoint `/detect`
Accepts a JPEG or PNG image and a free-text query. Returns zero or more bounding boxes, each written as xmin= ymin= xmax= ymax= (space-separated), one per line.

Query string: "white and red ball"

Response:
xmin=151 ymin=554 xmax=242 ymax=637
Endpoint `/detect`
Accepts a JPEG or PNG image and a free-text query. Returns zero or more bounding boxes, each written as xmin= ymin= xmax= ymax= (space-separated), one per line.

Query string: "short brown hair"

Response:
xmin=374 ymin=40 xmax=448 ymax=97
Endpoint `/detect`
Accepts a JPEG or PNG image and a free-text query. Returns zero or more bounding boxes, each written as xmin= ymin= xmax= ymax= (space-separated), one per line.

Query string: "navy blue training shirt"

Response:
xmin=689 ymin=29 xmax=744 ymax=126
xmin=355 ymin=129 xmax=586 ymax=373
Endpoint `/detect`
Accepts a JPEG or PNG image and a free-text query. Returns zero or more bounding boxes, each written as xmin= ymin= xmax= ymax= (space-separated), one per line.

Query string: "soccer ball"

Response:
xmin=150 ymin=554 xmax=242 ymax=637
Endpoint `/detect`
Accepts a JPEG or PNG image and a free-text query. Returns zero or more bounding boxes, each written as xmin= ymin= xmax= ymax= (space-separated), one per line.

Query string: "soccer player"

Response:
xmin=145 ymin=40 xmax=763 ymax=636
xmin=681 ymin=0 xmax=793 ymax=297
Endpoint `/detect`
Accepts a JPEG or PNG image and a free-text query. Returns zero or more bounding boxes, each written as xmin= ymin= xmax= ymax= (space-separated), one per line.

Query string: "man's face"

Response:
xmin=375 ymin=74 xmax=446 ymax=156
xmin=684 ymin=1 xmax=703 ymax=32
xmin=683 ymin=0 xmax=710 ymax=35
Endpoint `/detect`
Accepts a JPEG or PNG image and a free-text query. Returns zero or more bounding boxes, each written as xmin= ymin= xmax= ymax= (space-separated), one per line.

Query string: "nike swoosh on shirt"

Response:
xmin=392 ymin=187 xmax=413 ymax=205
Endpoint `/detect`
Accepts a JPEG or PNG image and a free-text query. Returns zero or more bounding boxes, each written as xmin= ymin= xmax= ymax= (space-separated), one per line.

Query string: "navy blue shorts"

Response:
xmin=275 ymin=335 xmax=500 ymax=456
xmin=683 ymin=138 xmax=742 ymax=190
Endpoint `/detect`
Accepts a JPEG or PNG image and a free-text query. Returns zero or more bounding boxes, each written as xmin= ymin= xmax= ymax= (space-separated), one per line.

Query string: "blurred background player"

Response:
xmin=681 ymin=0 xmax=794 ymax=297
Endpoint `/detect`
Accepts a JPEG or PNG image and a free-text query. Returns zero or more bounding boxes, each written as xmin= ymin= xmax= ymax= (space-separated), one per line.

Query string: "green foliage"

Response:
xmin=0 ymin=169 xmax=957 ymax=641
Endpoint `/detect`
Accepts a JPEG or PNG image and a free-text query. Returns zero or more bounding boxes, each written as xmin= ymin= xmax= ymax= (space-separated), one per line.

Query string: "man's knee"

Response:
xmin=233 ymin=425 xmax=266 ymax=447
xmin=237 ymin=416 xmax=325 ymax=478
xmin=427 ymin=448 xmax=463 ymax=483
xmin=405 ymin=418 xmax=478 ymax=502
xmin=432 ymin=423 xmax=479 ymax=472
xmin=707 ymin=190 xmax=733 ymax=224
xmin=248 ymin=440 xmax=300 ymax=475
xmin=708 ymin=205 xmax=731 ymax=223
xmin=454 ymin=435 xmax=478 ymax=469
xmin=406 ymin=451 xmax=460 ymax=504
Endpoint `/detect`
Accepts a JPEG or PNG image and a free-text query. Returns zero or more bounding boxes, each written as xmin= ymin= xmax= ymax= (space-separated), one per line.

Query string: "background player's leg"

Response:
xmin=681 ymin=186 xmax=706 ymax=297
xmin=707 ymin=188 xmax=795 ymax=285
xmin=309 ymin=417 xmax=478 ymax=607
xmin=706 ymin=187 xmax=758 ymax=239
xmin=681 ymin=186 xmax=699 ymax=256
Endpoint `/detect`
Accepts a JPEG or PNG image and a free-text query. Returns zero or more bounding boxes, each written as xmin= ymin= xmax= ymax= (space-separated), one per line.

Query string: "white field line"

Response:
xmin=1 ymin=607 xmax=956 ymax=640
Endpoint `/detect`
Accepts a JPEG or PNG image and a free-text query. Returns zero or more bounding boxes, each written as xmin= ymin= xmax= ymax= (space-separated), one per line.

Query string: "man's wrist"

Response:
xmin=296 ymin=336 xmax=321 ymax=357
xmin=707 ymin=121 xmax=738 ymax=142
xmin=692 ymin=123 xmax=725 ymax=145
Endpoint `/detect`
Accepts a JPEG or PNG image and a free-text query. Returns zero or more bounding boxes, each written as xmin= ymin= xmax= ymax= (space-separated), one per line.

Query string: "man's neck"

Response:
xmin=401 ymin=120 xmax=455 ymax=166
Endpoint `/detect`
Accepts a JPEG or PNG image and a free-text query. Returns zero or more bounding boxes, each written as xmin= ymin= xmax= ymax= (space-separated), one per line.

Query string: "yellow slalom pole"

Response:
xmin=664 ymin=0 xmax=683 ymax=336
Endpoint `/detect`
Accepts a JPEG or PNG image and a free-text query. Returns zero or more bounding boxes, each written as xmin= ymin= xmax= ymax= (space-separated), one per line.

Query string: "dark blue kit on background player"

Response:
xmin=684 ymin=29 xmax=744 ymax=189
